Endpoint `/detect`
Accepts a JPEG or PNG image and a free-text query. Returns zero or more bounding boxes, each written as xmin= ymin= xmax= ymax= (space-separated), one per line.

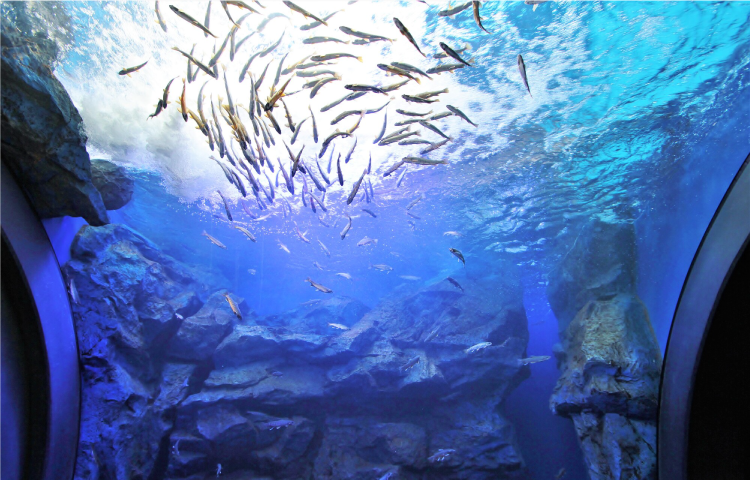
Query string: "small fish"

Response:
xmin=382 ymin=79 xmax=411 ymax=92
xmin=401 ymin=356 xmax=420 ymax=371
xmin=393 ymin=17 xmax=425 ymax=57
xmin=424 ymin=327 xmax=439 ymax=342
xmin=439 ymin=42 xmax=472 ymax=67
xmin=336 ymin=273 xmax=353 ymax=281
xmin=397 ymin=109 xmax=431 ymax=117
xmin=328 ymin=322 xmax=349 ymax=330
xmin=473 ymin=1 xmax=491 ymax=33
xmin=248 ymin=269 xmax=256 ymax=275
xmin=339 ymin=25 xmax=392 ymax=43
xmin=444 ymin=231 xmax=463 ymax=237
xmin=68 ymin=277 xmax=80 ymax=304
xmin=555 ymin=467 xmax=567 ymax=479
xmin=447 ymin=277 xmax=464 ymax=292
xmin=317 ymin=238 xmax=331 ymax=257
xmin=419 ymin=120 xmax=450 ymax=139
xmin=283 ymin=1 xmax=328 ymax=25
xmin=313 ymin=261 xmax=325 ymax=271
xmin=147 ymin=99 xmax=165 ymax=120
xmin=301 ymin=10 xmax=339 ymax=30
xmin=234 ymin=225 xmax=256 ymax=242
xmin=340 ymin=214 xmax=352 ymax=240
xmin=377 ymin=64 xmax=421 ymax=83
xmin=155 ymin=1 xmax=168 ymax=32
xmin=399 ymin=275 xmax=420 ymax=281
xmin=172 ymin=47 xmax=217 ymax=78
xmin=520 ymin=355 xmax=551 ymax=365
xmin=260 ymin=30 xmax=285 ymax=57
xmin=391 ymin=62 xmax=432 ymax=79
xmin=347 ymin=168 xmax=368 ymax=205
xmin=446 ymin=105 xmax=477 ymax=127
xmin=294 ymin=221 xmax=311 ymax=243
xmin=320 ymin=131 xmax=350 ymax=158
xmin=202 ymin=230 xmax=227 ymax=249
xmin=525 ymin=0 xmax=549 ymax=11
xmin=380 ymin=131 xmax=419 ymax=146
xmin=465 ymin=341 xmax=491 ymax=354
xmin=217 ymin=463 xmax=222 ymax=477
xmin=430 ymin=111 xmax=453 ymax=121
xmin=306 ymin=277 xmax=333 ymax=293
xmin=264 ymin=419 xmax=294 ymax=430
xmin=336 ymin=154 xmax=344 ymax=186
xmin=415 ymin=88 xmax=449 ymax=100
xmin=357 ymin=236 xmax=378 ymax=247
xmin=224 ymin=293 xmax=242 ymax=319
xmin=397 ymin=167 xmax=407 ymax=187
xmin=303 ymin=36 xmax=349 ymax=45
xmin=406 ymin=194 xmax=423 ymax=210
xmin=278 ymin=239 xmax=291 ymax=253
xmin=517 ymin=54 xmax=532 ymax=96
xmin=373 ymin=110 xmax=388 ymax=145
xmin=300 ymin=299 xmax=322 ymax=306
xmin=311 ymin=53 xmax=362 ymax=62
xmin=370 ymin=264 xmax=393 ymax=272
xmin=175 ymin=313 xmax=184 ymax=320
xmin=402 ymin=94 xmax=437 ymax=104
xmin=438 ymin=1 xmax=472 ymax=17
xmin=258 ymin=12 xmax=289 ymax=32
xmin=309 ymin=106 xmax=319 ymax=143
xmin=217 ymin=190 xmax=233 ymax=221
xmin=362 ymin=208 xmax=377 ymax=218
xmin=399 ymin=139 xmax=431 ymax=146
xmin=118 ymin=60 xmax=149 ymax=76
xmin=383 ymin=161 xmax=405 ymax=177
xmin=449 ymin=247 xmax=465 ymax=265
xmin=426 ymin=63 xmax=465 ymax=75
xmin=428 ymin=449 xmax=456 ymax=462
xmin=270 ymin=370 xmax=284 ymax=377
xmin=169 ymin=5 xmax=217 ymax=37
xmin=402 ymin=156 xmax=448 ymax=166
xmin=345 ymin=84 xmax=387 ymax=95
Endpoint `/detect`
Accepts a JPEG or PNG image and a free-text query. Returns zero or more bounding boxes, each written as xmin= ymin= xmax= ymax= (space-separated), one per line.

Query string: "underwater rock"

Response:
xmin=1 ymin=2 xmax=109 ymax=226
xmin=549 ymin=294 xmax=661 ymax=479
xmin=546 ymin=219 xmax=637 ymax=331
xmin=90 ymin=159 xmax=134 ymax=210
xmin=167 ymin=290 xmax=244 ymax=362
xmin=64 ymin=223 xmax=212 ymax=480
xmin=260 ymin=295 xmax=371 ymax=334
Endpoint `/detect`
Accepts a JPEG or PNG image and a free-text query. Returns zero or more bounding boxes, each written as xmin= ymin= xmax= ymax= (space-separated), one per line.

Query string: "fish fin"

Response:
xmin=357 ymin=56 xmax=363 ymax=62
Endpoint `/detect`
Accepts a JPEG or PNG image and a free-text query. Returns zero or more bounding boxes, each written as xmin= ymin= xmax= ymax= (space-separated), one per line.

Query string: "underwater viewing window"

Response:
xmin=1 ymin=1 xmax=749 ymax=479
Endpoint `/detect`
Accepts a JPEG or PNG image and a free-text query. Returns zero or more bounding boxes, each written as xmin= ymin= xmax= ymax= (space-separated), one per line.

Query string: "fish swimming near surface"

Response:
xmin=439 ymin=42 xmax=472 ymax=66
xmin=172 ymin=47 xmax=217 ymax=78
xmin=283 ymin=1 xmax=328 ymax=25
xmin=347 ymin=168 xmax=368 ymax=205
xmin=438 ymin=1 xmax=472 ymax=17
xmin=449 ymin=247 xmax=465 ymax=265
xmin=336 ymin=273 xmax=353 ymax=281
xmin=472 ymin=1 xmax=491 ymax=33
xmin=465 ymin=342 xmax=491 ymax=354
xmin=162 ymin=76 xmax=178 ymax=110
xmin=340 ymin=214 xmax=352 ymax=240
xmin=444 ymin=231 xmax=463 ymax=237
xmin=306 ymin=277 xmax=333 ymax=293
xmin=328 ymin=322 xmax=349 ymax=330
xmin=370 ymin=264 xmax=393 ymax=272
xmin=447 ymin=277 xmax=464 ymax=292
xmin=313 ymin=261 xmax=325 ymax=271
xmin=401 ymin=355 xmax=420 ymax=371
xmin=400 ymin=275 xmax=421 ymax=281
xmin=169 ymin=5 xmax=217 ymax=37
xmin=148 ymin=99 xmax=165 ymax=119
xmin=234 ymin=225 xmax=256 ymax=242
xmin=68 ymin=277 xmax=80 ymax=304
xmin=202 ymin=230 xmax=227 ymax=249
xmin=118 ymin=60 xmax=149 ymax=76
xmin=337 ymin=154 xmax=344 ymax=185
xmin=393 ymin=17 xmax=425 ymax=57
xmin=224 ymin=294 xmax=242 ymax=319
xmin=520 ymin=355 xmax=551 ymax=365
xmin=406 ymin=194 xmax=423 ymax=210
xmin=317 ymin=238 xmax=331 ymax=257
xmin=217 ymin=190 xmax=233 ymax=221
xmin=362 ymin=208 xmax=378 ymax=218
xmin=419 ymin=120 xmax=450 ymax=139
xmin=424 ymin=327 xmax=440 ymax=342
xmin=294 ymin=221 xmax=310 ymax=243
xmin=446 ymin=105 xmax=478 ymax=127
xmin=517 ymin=54 xmax=532 ymax=96
xmin=428 ymin=449 xmax=456 ymax=462
xmin=277 ymin=239 xmax=291 ymax=253
xmin=357 ymin=236 xmax=378 ymax=247
xmin=248 ymin=269 xmax=256 ymax=275
xmin=397 ymin=167 xmax=407 ymax=187
xmin=155 ymin=1 xmax=168 ymax=32
xmin=339 ymin=25 xmax=392 ymax=43
xmin=426 ymin=63 xmax=465 ymax=75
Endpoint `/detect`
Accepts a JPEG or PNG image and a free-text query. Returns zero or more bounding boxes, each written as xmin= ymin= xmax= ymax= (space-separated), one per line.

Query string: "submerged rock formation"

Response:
xmin=547 ymin=219 xmax=660 ymax=480
xmin=1 ymin=2 xmax=109 ymax=225
xmin=91 ymin=159 xmax=134 ymax=210
xmin=66 ymin=224 xmax=531 ymax=480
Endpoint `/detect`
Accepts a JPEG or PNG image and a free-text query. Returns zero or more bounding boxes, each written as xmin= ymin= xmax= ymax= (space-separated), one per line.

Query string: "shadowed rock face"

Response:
xmin=1 ymin=3 xmax=109 ymax=225
xmin=547 ymin=220 xmax=660 ymax=480
xmin=91 ymin=159 xmax=134 ymax=210
xmin=65 ymin=224 xmax=532 ymax=480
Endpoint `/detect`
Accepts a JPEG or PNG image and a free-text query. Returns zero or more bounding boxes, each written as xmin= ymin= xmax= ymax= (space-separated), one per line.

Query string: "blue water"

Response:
xmin=35 ymin=1 xmax=750 ymax=478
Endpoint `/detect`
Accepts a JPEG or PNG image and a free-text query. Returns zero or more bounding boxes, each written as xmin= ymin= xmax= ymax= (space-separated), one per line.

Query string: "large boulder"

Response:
xmin=546 ymin=219 xmax=636 ymax=331
xmin=1 ymin=2 xmax=109 ymax=225
xmin=546 ymin=219 xmax=660 ymax=480
xmin=91 ymin=159 xmax=134 ymax=210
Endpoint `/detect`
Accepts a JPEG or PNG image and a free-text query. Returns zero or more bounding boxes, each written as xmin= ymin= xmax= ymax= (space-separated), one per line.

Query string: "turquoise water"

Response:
xmin=31 ymin=1 xmax=750 ymax=479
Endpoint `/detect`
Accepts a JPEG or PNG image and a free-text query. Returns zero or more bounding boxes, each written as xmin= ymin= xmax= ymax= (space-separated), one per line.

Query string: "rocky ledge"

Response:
xmin=66 ymin=224 xmax=532 ymax=480
xmin=547 ymin=219 xmax=661 ymax=480
xmin=1 ymin=3 xmax=133 ymax=224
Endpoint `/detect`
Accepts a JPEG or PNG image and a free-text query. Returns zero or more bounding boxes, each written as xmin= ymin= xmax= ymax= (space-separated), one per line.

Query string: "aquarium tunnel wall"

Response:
xmin=2 ymin=2 xmax=750 ymax=480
